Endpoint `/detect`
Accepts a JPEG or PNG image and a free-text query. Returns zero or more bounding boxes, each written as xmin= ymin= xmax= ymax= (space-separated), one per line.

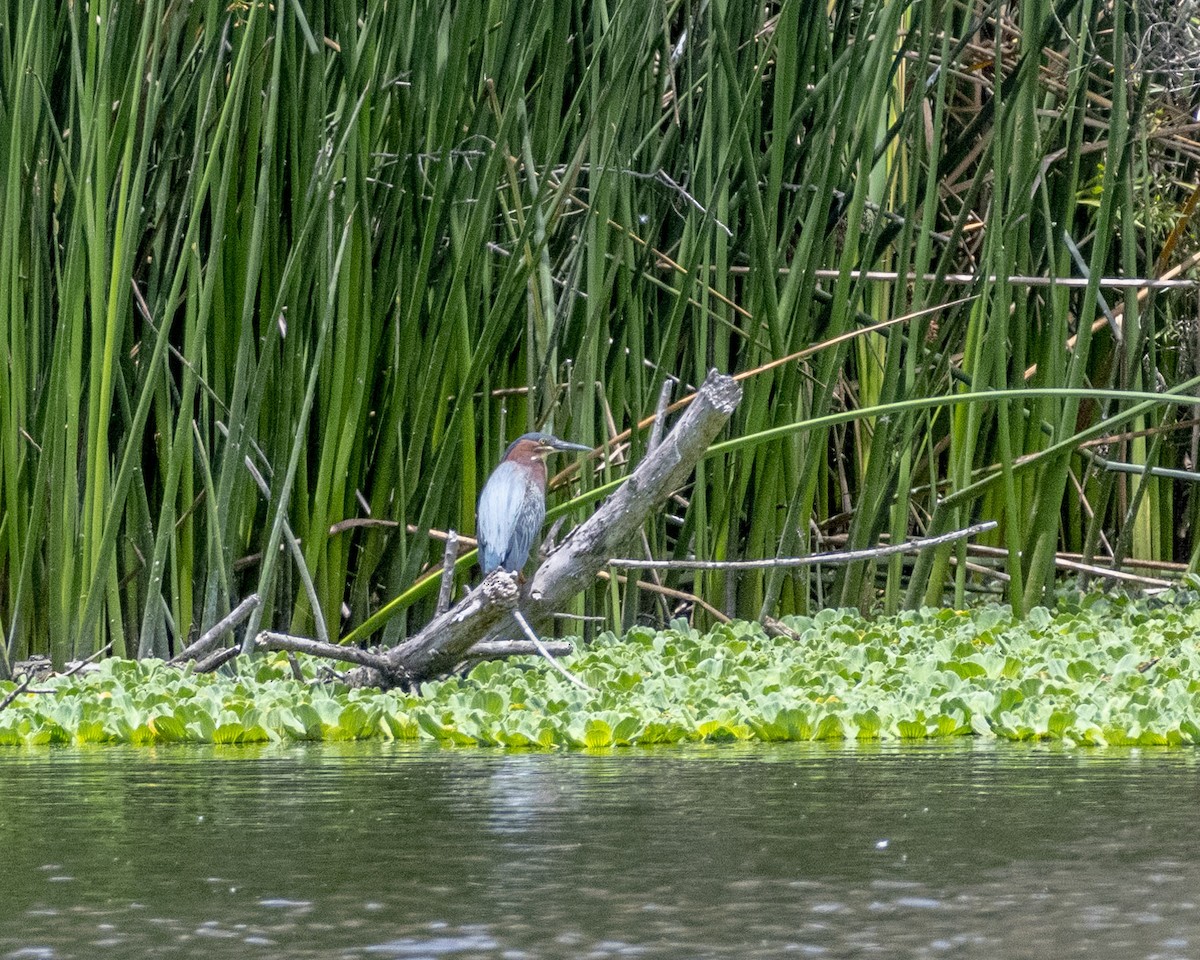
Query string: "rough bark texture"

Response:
xmin=346 ymin=369 xmax=741 ymax=689
xmin=345 ymin=567 xmax=521 ymax=688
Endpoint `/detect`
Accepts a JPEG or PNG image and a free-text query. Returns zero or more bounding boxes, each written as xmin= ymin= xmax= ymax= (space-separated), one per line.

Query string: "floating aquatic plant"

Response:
xmin=3 ymin=596 xmax=1200 ymax=748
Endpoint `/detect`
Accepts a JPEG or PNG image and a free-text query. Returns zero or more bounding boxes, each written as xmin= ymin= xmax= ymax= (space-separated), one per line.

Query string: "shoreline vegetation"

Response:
xmin=1 ymin=1 xmax=1198 ymax=680
xmin=4 ymin=594 xmax=1200 ymax=748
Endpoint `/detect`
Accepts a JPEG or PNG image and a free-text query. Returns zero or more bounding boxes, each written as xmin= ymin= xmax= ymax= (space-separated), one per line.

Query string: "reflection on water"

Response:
xmin=0 ymin=741 xmax=1197 ymax=959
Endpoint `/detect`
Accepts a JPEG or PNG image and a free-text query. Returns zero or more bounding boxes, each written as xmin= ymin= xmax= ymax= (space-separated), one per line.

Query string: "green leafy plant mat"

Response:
xmin=4 ymin=596 xmax=1200 ymax=748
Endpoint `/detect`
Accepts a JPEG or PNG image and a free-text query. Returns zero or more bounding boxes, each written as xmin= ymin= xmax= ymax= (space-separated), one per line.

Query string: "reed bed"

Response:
xmin=0 ymin=0 xmax=1197 ymax=671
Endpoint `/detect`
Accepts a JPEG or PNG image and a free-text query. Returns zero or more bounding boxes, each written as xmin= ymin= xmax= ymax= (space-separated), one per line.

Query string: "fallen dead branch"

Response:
xmin=170 ymin=594 xmax=262 ymax=664
xmin=255 ymin=631 xmax=392 ymax=670
xmin=341 ymin=567 xmax=523 ymax=688
xmin=605 ymin=521 xmax=999 ymax=570
xmin=465 ymin=639 xmax=574 ymax=660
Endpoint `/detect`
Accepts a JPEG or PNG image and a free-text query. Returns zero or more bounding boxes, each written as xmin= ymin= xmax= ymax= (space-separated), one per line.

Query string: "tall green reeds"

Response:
xmin=0 ymin=0 xmax=1196 ymax=670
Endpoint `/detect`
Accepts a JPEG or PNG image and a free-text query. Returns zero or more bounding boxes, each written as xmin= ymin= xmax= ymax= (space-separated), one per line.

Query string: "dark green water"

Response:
xmin=1 ymin=742 xmax=1197 ymax=959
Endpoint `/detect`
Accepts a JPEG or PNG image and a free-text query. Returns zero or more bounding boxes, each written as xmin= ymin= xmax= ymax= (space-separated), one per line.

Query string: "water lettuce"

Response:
xmin=3 ymin=595 xmax=1199 ymax=748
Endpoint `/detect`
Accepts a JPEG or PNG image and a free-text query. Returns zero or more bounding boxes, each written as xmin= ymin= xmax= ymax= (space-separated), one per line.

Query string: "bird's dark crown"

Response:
xmin=501 ymin=432 xmax=590 ymax=462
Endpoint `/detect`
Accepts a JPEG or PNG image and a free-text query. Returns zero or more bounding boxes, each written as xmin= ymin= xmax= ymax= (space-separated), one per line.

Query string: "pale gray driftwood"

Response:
xmin=345 ymin=568 xmax=522 ymax=688
xmin=521 ymin=369 xmax=741 ymax=621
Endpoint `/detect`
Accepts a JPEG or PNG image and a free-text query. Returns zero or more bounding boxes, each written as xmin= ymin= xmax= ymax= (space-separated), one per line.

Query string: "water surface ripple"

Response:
xmin=1 ymin=742 xmax=1196 ymax=959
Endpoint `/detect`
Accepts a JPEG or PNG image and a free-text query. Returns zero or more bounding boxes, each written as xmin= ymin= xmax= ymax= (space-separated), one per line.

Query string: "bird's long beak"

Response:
xmin=545 ymin=437 xmax=592 ymax=454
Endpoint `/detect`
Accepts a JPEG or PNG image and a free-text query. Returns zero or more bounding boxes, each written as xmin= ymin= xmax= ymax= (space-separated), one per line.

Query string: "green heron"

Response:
xmin=477 ymin=432 xmax=591 ymax=575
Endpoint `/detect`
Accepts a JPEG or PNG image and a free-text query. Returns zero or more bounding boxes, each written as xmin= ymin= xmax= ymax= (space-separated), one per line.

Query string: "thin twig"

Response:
xmin=437 ymin=530 xmax=460 ymax=615
xmin=255 ymin=631 xmax=392 ymax=670
xmin=1024 ymin=249 xmax=1200 ymax=381
xmin=1044 ymin=556 xmax=1173 ymax=589
xmin=193 ymin=646 xmax=241 ymax=674
xmin=630 ymin=378 xmax=673 ymax=620
xmin=131 ymin=280 xmax=231 ymax=415
xmin=329 ymin=516 xmax=401 ymax=535
xmin=464 ymin=639 xmax=574 ymax=660
xmin=607 ymin=521 xmax=998 ymax=569
xmin=655 ymin=170 xmax=734 ymax=237
xmin=1062 ymin=230 xmax=1117 ymax=341
xmin=512 ymin=611 xmax=592 ymax=692
xmin=647 ymin=379 xmax=674 ymax=455
xmin=598 ymin=384 xmax=627 ymax=466
xmin=410 ymin=523 xmax=476 ymax=546
xmin=832 ymin=544 xmax=1167 ymax=589
xmin=595 ymin=569 xmax=731 ymax=624
xmin=802 ymin=269 xmax=1200 ymax=289
xmin=62 ymin=642 xmax=114 ymax=678
xmin=541 ymin=516 xmax=567 ymax=556
xmin=1047 ymin=550 xmax=1184 ymax=574
xmin=817 ymin=534 xmax=1189 ymax=578
xmin=633 ymin=530 xmax=670 ymax=622
xmin=0 ymin=673 xmax=36 ymax=713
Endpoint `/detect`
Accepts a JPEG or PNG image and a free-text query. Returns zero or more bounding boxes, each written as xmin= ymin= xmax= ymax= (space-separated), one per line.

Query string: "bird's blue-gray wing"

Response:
xmin=477 ymin=462 xmax=526 ymax=573
xmin=503 ymin=487 xmax=546 ymax=572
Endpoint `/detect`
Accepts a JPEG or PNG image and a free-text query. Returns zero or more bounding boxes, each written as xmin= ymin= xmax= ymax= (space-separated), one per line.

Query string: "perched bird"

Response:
xmin=477 ymin=432 xmax=591 ymax=575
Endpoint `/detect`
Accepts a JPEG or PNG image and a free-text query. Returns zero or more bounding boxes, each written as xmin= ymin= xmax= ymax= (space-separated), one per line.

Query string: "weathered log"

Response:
xmin=344 ymin=368 xmax=741 ymax=689
xmin=463 ymin=639 xmax=574 ymax=660
xmin=344 ymin=567 xmax=522 ymax=688
xmin=522 ymin=369 xmax=741 ymax=619
xmin=170 ymin=594 xmax=262 ymax=664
